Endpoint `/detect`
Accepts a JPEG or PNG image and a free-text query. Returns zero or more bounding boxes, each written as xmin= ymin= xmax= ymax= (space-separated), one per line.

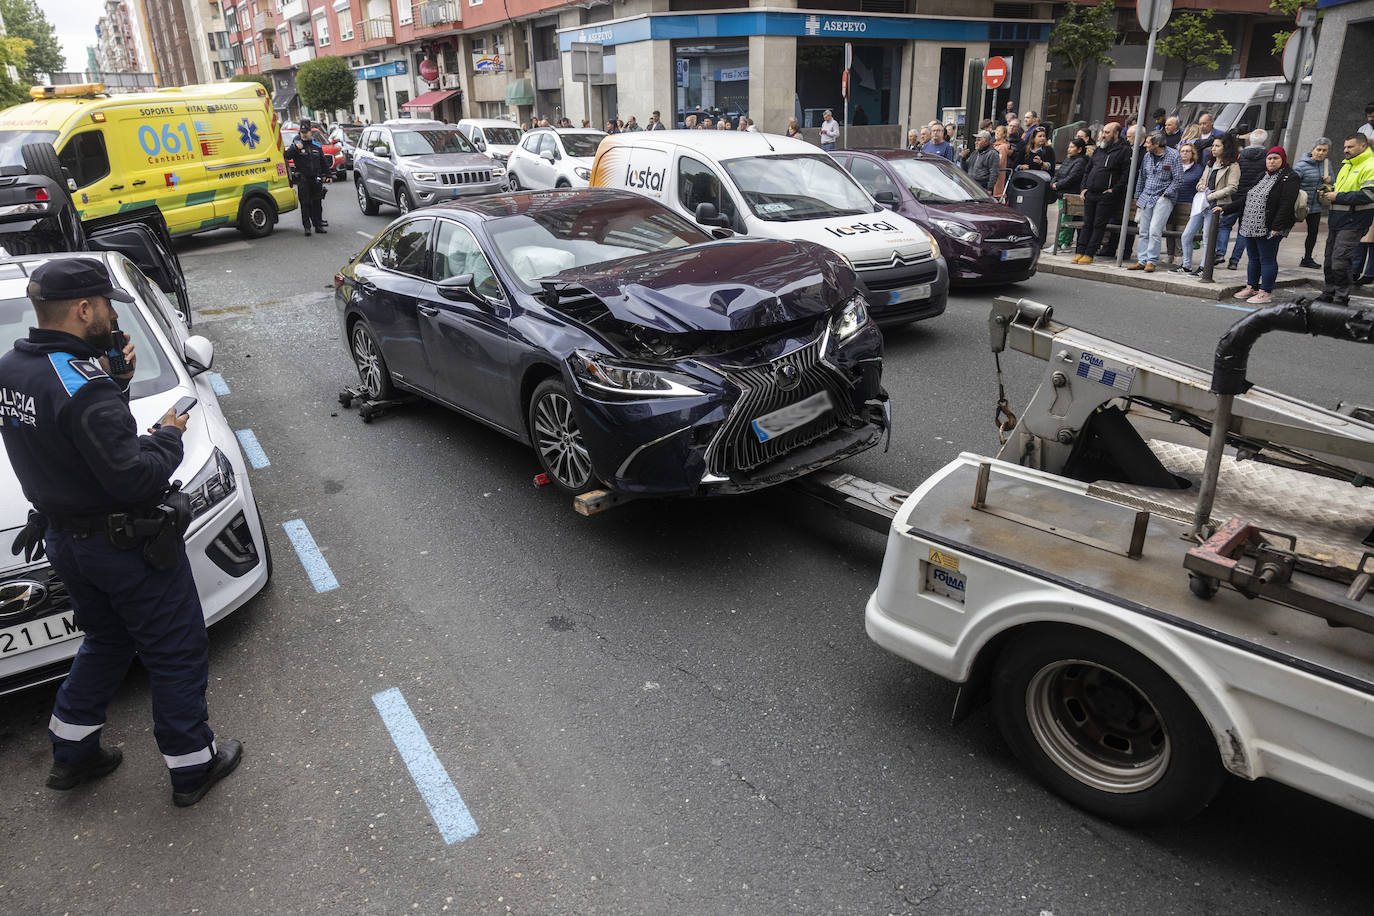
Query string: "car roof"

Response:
xmin=599 ymin=130 xmax=816 ymax=158
xmin=461 ymin=118 xmax=520 ymax=128
xmin=528 ymin=127 xmax=607 ymax=136
xmin=409 ymin=187 xmax=653 ymax=221
xmin=383 ymin=119 xmax=449 ymax=128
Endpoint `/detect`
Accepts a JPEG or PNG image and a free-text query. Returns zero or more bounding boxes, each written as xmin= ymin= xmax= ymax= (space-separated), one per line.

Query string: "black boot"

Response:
xmin=304 ymin=228 xmax=312 ymax=236
xmin=172 ymin=738 xmax=243 ymax=807
xmin=47 ymin=746 xmax=123 ymax=790
xmin=1299 ymin=257 xmax=1320 ymax=269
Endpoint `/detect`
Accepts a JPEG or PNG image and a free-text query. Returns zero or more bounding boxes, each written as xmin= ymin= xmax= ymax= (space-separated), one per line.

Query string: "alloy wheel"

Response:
xmin=533 ymin=391 xmax=592 ymax=489
xmin=351 ymin=324 xmax=384 ymax=397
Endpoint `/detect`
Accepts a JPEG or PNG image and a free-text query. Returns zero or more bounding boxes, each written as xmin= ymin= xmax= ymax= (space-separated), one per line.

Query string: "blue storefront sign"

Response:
xmin=356 ymin=61 xmax=408 ymax=80
xmin=557 ymin=11 xmax=1048 ymax=52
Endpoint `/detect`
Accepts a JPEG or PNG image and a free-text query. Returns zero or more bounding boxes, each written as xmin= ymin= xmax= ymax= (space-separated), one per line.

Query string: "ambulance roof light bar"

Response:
xmin=29 ymin=83 xmax=107 ymax=100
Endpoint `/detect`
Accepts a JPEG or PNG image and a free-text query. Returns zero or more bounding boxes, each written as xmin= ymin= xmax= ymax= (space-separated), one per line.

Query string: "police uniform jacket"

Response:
xmin=0 ymin=328 xmax=183 ymax=517
xmin=286 ymin=132 xmax=331 ymax=180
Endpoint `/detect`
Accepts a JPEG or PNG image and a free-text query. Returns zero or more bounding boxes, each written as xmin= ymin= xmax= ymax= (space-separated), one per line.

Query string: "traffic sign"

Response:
xmin=842 ymin=69 xmax=849 ymax=99
xmin=1136 ymin=0 xmax=1172 ymax=33
xmin=1282 ymin=30 xmax=1315 ymax=83
xmin=984 ymin=56 xmax=1007 ymax=90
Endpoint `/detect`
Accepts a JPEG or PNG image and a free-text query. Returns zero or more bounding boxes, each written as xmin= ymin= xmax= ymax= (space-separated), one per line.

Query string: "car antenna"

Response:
xmin=761 ymin=132 xmax=775 ymax=153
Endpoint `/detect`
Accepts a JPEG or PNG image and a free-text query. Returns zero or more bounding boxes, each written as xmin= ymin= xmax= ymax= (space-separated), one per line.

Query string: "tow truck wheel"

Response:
xmin=349 ymin=320 xmax=394 ymax=400
xmin=992 ymin=628 xmax=1225 ymax=827
xmin=528 ymin=379 xmax=595 ymax=495
xmin=356 ymin=177 xmax=379 ymax=216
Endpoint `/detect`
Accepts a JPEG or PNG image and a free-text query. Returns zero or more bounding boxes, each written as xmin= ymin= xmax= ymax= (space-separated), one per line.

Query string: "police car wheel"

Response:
xmin=349 ymin=321 xmax=394 ymax=400
xmin=396 ymin=186 xmax=414 ymax=214
xmin=356 ymin=178 xmax=379 ymax=216
xmin=528 ymin=379 xmax=595 ymax=495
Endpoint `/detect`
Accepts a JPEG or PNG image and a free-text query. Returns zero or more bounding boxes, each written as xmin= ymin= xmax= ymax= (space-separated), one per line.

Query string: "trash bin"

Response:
xmin=1007 ymin=169 xmax=1052 ymax=242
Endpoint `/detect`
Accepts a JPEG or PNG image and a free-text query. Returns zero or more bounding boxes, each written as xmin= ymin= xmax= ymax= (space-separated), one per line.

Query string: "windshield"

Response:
xmin=484 ymin=127 xmax=522 ymax=146
xmin=393 ymin=129 xmax=476 ymax=156
xmin=484 ymin=197 xmax=708 ymax=292
xmin=889 ymin=158 xmax=991 ymax=204
xmin=721 ymin=154 xmax=874 ymax=222
xmin=0 ymin=291 xmax=176 ymax=399
xmin=558 ymin=132 xmax=605 ymax=158
xmin=0 ymin=130 xmax=60 ymax=169
xmin=341 ymin=127 xmax=363 ymax=143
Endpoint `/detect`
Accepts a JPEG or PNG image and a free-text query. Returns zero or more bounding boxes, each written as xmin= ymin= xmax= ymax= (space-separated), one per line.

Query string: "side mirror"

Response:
xmin=539 ymin=149 xmax=556 ymax=162
xmin=874 ymin=190 xmax=899 ymax=209
xmin=372 ymin=144 xmax=390 ymax=157
xmin=436 ymin=274 xmax=495 ymax=308
xmin=709 ymin=226 xmax=735 ymax=240
xmin=694 ymin=201 xmax=730 ymax=228
xmin=183 ymin=335 xmax=214 ymax=375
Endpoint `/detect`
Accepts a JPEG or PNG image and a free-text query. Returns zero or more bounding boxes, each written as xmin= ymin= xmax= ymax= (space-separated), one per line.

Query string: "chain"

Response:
xmin=993 ymin=351 xmax=1018 ymax=445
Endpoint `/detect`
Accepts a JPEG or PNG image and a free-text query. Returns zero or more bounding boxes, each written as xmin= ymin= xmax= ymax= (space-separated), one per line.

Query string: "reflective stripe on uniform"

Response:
xmin=49 ymin=714 xmax=103 ymax=741
xmin=163 ymin=740 xmax=216 ymax=769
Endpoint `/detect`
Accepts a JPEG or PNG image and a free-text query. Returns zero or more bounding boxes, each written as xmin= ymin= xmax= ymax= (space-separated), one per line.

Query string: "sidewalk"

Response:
xmin=1036 ymin=209 xmax=1329 ymax=301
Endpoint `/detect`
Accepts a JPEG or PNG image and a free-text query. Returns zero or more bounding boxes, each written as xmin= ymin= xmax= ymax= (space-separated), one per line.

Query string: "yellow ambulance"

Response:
xmin=0 ymin=81 xmax=296 ymax=238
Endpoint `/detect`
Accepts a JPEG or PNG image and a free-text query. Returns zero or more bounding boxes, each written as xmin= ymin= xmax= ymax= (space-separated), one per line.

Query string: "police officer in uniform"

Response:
xmin=285 ymin=118 xmax=331 ymax=236
xmin=0 ymin=258 xmax=242 ymax=806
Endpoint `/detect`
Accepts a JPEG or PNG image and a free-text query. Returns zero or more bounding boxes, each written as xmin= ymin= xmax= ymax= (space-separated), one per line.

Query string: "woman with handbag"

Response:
xmin=1293 ymin=138 xmax=1334 ymax=269
xmin=1175 ymin=135 xmax=1239 ymax=274
xmin=1052 ymin=137 xmax=1088 ymax=250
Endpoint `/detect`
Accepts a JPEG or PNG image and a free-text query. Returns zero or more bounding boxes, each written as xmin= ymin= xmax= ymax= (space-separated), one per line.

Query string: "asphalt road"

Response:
xmin=2 ymin=185 xmax=1372 ymax=916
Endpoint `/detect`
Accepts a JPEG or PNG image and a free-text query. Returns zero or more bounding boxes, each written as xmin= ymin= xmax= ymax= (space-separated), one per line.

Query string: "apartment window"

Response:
xmin=398 ymin=1 xmax=412 ymax=25
xmin=338 ymin=6 xmax=353 ymax=41
xmin=220 ymin=31 xmax=230 ymax=47
xmin=226 ymin=7 xmax=238 ymax=30
xmin=213 ymin=60 xmax=223 ymax=78
xmin=245 ymin=42 xmax=256 ymax=65
xmin=208 ymin=32 xmax=217 ymax=51
xmin=468 ymin=0 xmax=482 ymax=7
xmin=315 ymin=14 xmax=329 ymax=46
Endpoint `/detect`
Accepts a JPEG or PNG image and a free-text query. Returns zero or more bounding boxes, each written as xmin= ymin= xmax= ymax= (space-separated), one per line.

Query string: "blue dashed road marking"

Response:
xmin=281 ymin=519 xmax=338 ymax=593
xmin=372 ymin=688 xmax=479 ymax=845
xmin=234 ymin=429 xmax=269 ymax=468
xmin=208 ymin=373 xmax=230 ymax=395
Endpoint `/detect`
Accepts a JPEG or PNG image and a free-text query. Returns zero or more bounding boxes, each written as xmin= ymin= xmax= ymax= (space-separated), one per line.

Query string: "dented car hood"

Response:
xmin=544 ymin=238 xmax=855 ymax=334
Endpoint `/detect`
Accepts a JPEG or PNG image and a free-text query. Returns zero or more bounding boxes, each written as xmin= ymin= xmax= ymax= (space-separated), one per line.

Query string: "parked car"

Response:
xmin=354 ymin=121 xmax=508 ymax=215
xmin=329 ymin=122 xmax=366 ymax=172
xmin=335 ymin=188 xmax=888 ymax=496
xmin=834 ymin=149 xmax=1040 ymax=285
xmin=456 ymin=119 xmax=523 ymax=166
xmin=0 ymin=250 xmax=271 ymax=695
xmin=506 ymin=128 xmax=606 ymax=191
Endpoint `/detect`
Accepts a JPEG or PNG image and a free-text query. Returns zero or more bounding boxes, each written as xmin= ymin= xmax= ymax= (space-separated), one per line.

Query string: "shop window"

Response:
xmin=796 ymin=41 xmax=899 ymax=126
xmin=57 ymin=131 xmax=110 ymax=188
xmin=673 ymin=40 xmax=748 ymax=127
xmin=676 ymin=156 xmax=737 ymax=223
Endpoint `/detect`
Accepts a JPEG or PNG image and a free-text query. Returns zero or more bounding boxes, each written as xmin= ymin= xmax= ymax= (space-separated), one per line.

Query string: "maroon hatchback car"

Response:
xmin=835 ymin=149 xmax=1040 ymax=286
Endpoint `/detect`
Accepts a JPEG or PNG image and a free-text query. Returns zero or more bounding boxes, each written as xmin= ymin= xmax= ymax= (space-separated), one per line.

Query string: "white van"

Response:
xmin=591 ymin=131 xmax=948 ymax=325
xmin=456 ymin=118 xmax=524 ymax=166
xmin=1178 ymin=77 xmax=1307 ymax=142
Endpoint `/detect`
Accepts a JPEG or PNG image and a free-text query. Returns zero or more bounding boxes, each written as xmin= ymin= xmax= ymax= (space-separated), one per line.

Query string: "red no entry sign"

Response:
xmin=984 ymin=57 xmax=1008 ymax=90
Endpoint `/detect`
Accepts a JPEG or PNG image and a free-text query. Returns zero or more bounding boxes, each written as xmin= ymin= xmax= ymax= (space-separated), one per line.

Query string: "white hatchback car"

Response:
xmin=506 ymin=128 xmax=607 ymax=190
xmin=0 ymin=252 xmax=271 ymax=695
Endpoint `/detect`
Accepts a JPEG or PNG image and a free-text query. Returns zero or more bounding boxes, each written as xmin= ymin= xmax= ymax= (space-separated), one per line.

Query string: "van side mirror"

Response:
xmin=694 ymin=201 xmax=730 ymax=228
xmin=874 ymin=190 xmax=899 ymax=209
xmin=183 ymin=335 xmax=214 ymax=375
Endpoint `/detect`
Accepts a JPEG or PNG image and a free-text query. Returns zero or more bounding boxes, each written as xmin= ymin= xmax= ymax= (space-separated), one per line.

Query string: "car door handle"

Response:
xmin=109 ymin=184 xmax=125 ymax=191
xmin=417 ymin=304 xmax=439 ymax=317
xmin=132 ymin=180 xmax=147 ymax=186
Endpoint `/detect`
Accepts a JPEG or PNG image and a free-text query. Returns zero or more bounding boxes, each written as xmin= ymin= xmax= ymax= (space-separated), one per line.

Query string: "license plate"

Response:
xmin=1001 ymin=247 xmax=1033 ymax=261
xmin=452 ymin=188 xmax=461 ymax=198
xmin=888 ymin=283 xmax=932 ymax=305
xmin=0 ymin=611 xmax=81 ymax=656
xmin=924 ymin=563 xmax=967 ymax=603
xmin=751 ymin=391 xmax=832 ymax=442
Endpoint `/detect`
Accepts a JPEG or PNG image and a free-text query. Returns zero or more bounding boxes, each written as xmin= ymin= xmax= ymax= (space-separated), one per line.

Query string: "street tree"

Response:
xmin=0 ymin=33 xmax=32 ymax=109
xmin=1268 ymin=0 xmax=1311 ymax=56
xmin=1049 ymin=1 xmax=1118 ymax=126
xmin=0 ymin=0 xmax=62 ymax=82
xmin=296 ymin=56 xmax=356 ymax=121
xmin=230 ymin=73 xmax=272 ymax=93
xmin=1156 ymin=11 xmax=1235 ymax=106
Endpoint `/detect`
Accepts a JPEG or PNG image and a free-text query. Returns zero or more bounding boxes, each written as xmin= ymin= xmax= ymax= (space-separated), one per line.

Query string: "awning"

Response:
xmin=402 ymin=88 xmax=459 ymax=111
xmin=504 ymin=78 xmax=534 ymax=107
xmin=272 ymin=88 xmax=297 ymax=110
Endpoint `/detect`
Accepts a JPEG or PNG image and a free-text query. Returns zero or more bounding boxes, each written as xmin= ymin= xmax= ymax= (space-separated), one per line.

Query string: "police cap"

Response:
xmin=28 ymin=257 xmax=134 ymax=303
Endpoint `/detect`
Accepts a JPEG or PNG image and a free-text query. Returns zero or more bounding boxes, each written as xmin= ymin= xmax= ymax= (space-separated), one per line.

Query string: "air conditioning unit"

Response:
xmin=440 ymin=73 xmax=460 ymax=89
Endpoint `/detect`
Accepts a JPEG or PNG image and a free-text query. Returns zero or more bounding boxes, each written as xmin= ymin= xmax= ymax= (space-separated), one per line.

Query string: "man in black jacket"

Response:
xmin=1073 ymin=122 xmax=1130 ymax=263
xmin=0 ymin=258 xmax=242 ymax=806
xmin=1218 ymin=129 xmax=1268 ymax=268
xmin=284 ymin=118 xmax=332 ymax=236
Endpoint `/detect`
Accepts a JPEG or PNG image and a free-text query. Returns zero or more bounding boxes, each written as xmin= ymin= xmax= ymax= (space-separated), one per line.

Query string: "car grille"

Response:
xmin=705 ymin=332 xmax=856 ymax=476
xmin=851 ymin=248 xmax=932 ymax=272
xmin=437 ymin=170 xmax=493 ymax=185
xmin=0 ymin=566 xmax=71 ymax=627
xmin=861 ymin=262 xmax=939 ymax=293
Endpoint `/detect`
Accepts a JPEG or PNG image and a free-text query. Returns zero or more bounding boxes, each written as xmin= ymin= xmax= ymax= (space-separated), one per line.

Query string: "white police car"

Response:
xmin=0 ymin=251 xmax=270 ymax=695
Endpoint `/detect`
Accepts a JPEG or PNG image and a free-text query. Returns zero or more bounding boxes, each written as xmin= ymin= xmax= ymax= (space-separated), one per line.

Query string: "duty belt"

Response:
xmin=48 ymin=509 xmax=164 ymax=539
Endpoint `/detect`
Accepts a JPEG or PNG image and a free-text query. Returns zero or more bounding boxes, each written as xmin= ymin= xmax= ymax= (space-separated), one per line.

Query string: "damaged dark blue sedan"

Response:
xmin=334 ymin=188 xmax=887 ymax=496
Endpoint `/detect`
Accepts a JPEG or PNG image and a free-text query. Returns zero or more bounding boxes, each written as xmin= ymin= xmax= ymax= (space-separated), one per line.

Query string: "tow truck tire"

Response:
xmin=991 ymin=628 xmax=1225 ymax=827
xmin=237 ymin=194 xmax=275 ymax=239
xmin=356 ymin=177 xmax=379 ymax=215
xmin=528 ymin=378 xmax=595 ymax=495
xmin=21 ymin=142 xmax=64 ymax=187
xmin=349 ymin=319 xmax=394 ymax=400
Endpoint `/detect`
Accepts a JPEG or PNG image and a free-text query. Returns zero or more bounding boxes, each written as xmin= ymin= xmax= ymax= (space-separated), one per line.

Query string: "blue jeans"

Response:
xmin=1243 ymin=234 xmax=1281 ymax=292
xmin=1215 ymin=212 xmax=1238 ymax=260
xmin=821 ymin=142 xmax=835 ymax=151
xmin=1179 ymin=209 xmax=1210 ymax=269
xmin=1134 ymin=197 xmax=1173 ymax=265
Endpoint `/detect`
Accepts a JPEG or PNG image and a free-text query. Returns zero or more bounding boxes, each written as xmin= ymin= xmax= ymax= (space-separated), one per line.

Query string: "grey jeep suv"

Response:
xmin=354 ymin=121 xmax=509 ymax=215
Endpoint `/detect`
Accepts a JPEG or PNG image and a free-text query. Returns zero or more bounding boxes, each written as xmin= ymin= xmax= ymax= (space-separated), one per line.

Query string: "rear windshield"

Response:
xmin=0 ymin=130 xmax=60 ymax=169
xmin=484 ymin=127 xmax=522 ymax=146
xmin=558 ymin=133 xmax=605 ymax=158
xmin=393 ymin=129 xmax=476 ymax=156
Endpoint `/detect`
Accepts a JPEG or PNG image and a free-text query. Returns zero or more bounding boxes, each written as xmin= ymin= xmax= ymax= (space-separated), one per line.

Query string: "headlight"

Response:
xmin=573 ymin=166 xmax=591 ymax=180
xmin=183 ymin=447 xmax=237 ymax=520
xmin=831 ymin=295 xmax=870 ymax=342
xmin=411 ymin=171 xmax=436 ymax=182
xmin=491 ymin=166 xmax=506 ymax=177
xmin=929 ymin=218 xmax=979 ymax=245
xmin=569 ymin=349 xmax=704 ymax=398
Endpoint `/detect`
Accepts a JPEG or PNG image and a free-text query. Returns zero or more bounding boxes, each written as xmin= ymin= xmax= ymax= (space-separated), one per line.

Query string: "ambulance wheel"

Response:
xmin=507 ymin=172 xmax=521 ymax=191
xmin=237 ymin=195 xmax=275 ymax=239
xmin=22 ymin=142 xmax=64 ymax=187
xmin=396 ymin=185 xmax=414 ymax=214
xmin=991 ymin=627 xmax=1225 ymax=827
xmin=349 ymin=319 xmax=393 ymax=400
xmin=356 ymin=177 xmax=379 ymax=215
xmin=527 ymin=379 xmax=595 ymax=495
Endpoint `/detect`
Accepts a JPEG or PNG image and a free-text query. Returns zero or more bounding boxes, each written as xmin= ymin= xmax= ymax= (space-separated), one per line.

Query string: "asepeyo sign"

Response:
xmin=804 ymin=14 xmax=867 ymax=36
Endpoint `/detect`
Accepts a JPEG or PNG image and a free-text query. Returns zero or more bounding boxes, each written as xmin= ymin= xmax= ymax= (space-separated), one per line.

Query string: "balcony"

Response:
xmin=217 ymin=44 xmax=235 ymax=62
xmin=288 ymin=44 xmax=316 ymax=66
xmin=534 ymin=59 xmax=560 ymax=92
xmin=417 ymin=0 xmax=460 ymax=27
xmin=280 ymin=0 xmax=310 ymax=23
xmin=362 ymin=15 xmax=393 ymax=41
xmin=261 ymin=50 xmax=289 ymax=71
xmin=254 ymin=10 xmax=276 ymax=33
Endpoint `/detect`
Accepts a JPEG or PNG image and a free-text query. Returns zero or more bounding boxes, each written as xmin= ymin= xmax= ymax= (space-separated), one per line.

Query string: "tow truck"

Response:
xmin=858 ymin=296 xmax=1374 ymax=826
